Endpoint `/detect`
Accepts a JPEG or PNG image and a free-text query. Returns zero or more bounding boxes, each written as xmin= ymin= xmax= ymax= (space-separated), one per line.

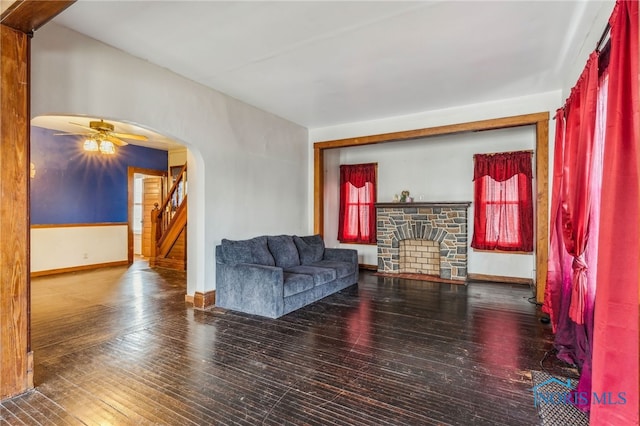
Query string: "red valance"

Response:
xmin=340 ymin=163 xmax=376 ymax=188
xmin=473 ymin=151 xmax=533 ymax=182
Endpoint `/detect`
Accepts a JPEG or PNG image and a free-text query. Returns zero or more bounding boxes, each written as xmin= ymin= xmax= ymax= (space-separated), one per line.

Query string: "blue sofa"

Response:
xmin=215 ymin=234 xmax=358 ymax=318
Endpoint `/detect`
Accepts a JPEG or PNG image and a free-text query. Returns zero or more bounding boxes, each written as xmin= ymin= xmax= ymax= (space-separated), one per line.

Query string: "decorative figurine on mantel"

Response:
xmin=393 ymin=194 xmax=399 ymax=202
xmin=400 ymin=190 xmax=411 ymax=202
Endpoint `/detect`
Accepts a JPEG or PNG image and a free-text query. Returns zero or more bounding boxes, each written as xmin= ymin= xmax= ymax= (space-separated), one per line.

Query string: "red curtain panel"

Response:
xmin=562 ymin=51 xmax=600 ymax=325
xmin=544 ymin=110 xmax=569 ymax=332
xmin=591 ymin=0 xmax=639 ymax=423
xmin=544 ymin=62 xmax=608 ymax=412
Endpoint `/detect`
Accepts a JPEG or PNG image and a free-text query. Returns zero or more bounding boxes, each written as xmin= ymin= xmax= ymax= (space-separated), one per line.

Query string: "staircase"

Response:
xmin=149 ymin=163 xmax=187 ymax=271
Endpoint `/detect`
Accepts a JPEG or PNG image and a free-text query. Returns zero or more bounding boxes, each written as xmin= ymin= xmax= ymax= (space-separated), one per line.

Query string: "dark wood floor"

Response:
xmin=0 ymin=262 xmax=557 ymax=425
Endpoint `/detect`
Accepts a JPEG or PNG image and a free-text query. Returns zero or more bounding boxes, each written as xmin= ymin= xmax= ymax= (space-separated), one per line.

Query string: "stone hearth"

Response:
xmin=376 ymin=202 xmax=471 ymax=281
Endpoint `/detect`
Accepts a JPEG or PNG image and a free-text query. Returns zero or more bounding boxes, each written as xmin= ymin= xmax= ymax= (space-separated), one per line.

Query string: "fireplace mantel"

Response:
xmin=375 ymin=202 xmax=471 ymax=209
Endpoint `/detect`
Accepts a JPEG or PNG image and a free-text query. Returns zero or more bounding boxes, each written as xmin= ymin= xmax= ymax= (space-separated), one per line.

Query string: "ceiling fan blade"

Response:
xmin=53 ymin=132 xmax=90 ymax=136
xmin=69 ymin=122 xmax=97 ymax=132
xmin=106 ymin=135 xmax=129 ymax=146
xmin=110 ymin=132 xmax=148 ymax=141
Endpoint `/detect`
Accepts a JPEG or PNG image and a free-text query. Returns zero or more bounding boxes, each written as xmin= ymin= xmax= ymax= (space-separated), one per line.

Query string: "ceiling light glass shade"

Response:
xmin=83 ymin=138 xmax=99 ymax=152
xmin=99 ymin=140 xmax=116 ymax=155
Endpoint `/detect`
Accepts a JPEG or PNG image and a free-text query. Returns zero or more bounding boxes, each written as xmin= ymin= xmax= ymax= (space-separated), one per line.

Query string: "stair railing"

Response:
xmin=150 ymin=163 xmax=187 ymax=261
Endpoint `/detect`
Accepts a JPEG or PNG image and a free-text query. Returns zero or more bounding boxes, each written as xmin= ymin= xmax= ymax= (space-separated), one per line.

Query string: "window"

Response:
xmin=471 ymin=151 xmax=533 ymax=252
xmin=338 ymin=163 xmax=377 ymax=244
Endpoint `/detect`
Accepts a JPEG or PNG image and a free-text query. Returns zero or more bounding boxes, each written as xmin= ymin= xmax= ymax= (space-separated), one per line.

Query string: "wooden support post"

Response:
xmin=0 ymin=23 xmax=31 ymax=400
xmin=1 ymin=0 xmax=75 ymax=401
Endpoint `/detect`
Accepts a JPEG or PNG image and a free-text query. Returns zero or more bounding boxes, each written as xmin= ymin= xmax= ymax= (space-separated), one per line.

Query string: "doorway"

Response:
xmin=128 ymin=167 xmax=167 ymax=264
xmin=133 ymin=174 xmax=164 ymax=258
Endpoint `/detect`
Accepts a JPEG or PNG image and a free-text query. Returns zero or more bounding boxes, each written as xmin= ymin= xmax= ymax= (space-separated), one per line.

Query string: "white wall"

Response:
xmin=310 ymin=91 xmax=562 ymax=279
xmin=325 ymin=127 xmax=535 ymax=278
xmin=31 ymin=226 xmax=127 ymax=273
xmin=31 ymin=23 xmax=309 ymax=295
xmin=560 ymin=0 xmax=616 ymax=100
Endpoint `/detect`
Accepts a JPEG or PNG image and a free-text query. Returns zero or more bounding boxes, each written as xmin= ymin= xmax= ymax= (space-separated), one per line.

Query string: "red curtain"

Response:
xmin=338 ymin=163 xmax=377 ymax=244
xmin=591 ymin=0 xmax=639 ymax=423
xmin=544 ymin=63 xmax=608 ymax=412
xmin=560 ymin=51 xmax=601 ymax=325
xmin=544 ymin=110 xmax=570 ymax=331
xmin=471 ymin=151 xmax=533 ymax=252
xmin=544 ymin=51 xmax=600 ymax=413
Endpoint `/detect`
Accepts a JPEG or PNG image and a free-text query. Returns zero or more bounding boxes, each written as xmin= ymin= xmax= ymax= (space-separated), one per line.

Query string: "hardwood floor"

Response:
xmin=1 ymin=263 xmax=556 ymax=425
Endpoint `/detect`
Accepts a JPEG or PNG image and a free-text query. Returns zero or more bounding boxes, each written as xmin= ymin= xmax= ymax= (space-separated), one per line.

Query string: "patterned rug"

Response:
xmin=530 ymin=370 xmax=589 ymax=426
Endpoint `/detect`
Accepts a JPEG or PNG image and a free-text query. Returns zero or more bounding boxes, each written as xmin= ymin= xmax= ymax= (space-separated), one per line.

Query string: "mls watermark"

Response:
xmin=531 ymin=377 xmax=627 ymax=407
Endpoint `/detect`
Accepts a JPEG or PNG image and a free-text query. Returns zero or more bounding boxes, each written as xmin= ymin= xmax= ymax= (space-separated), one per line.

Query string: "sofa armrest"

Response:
xmin=216 ymin=262 xmax=284 ymax=318
xmin=323 ymin=247 xmax=358 ymax=264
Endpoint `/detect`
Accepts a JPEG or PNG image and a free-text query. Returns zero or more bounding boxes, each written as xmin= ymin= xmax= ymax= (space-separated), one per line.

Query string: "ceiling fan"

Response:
xmin=56 ymin=119 xmax=148 ymax=154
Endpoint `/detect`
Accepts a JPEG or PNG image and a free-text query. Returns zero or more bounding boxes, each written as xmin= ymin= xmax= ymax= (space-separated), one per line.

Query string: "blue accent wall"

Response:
xmin=31 ymin=126 xmax=168 ymax=224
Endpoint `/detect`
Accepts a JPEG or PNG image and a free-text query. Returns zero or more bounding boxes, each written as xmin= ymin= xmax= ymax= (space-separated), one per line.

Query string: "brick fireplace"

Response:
xmin=376 ymin=202 xmax=471 ymax=281
xmin=400 ymin=239 xmax=441 ymax=275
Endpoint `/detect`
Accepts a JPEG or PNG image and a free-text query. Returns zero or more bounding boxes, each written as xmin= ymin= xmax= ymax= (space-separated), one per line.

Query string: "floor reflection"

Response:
xmin=21 ymin=267 xmax=554 ymax=425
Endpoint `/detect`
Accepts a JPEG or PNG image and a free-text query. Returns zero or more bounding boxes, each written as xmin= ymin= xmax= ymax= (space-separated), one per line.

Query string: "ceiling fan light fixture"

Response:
xmin=62 ymin=119 xmax=142 ymax=154
xmin=99 ymin=140 xmax=116 ymax=155
xmin=83 ymin=137 xmax=99 ymax=152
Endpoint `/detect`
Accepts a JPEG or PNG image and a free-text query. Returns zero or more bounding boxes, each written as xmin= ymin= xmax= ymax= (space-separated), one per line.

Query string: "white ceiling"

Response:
xmin=50 ymin=0 xmax=611 ymax=130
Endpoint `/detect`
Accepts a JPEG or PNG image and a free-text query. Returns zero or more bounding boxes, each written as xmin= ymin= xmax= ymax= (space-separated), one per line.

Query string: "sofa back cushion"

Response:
xmin=293 ymin=235 xmax=325 ymax=264
xmin=267 ymin=235 xmax=300 ymax=268
xmin=220 ymin=236 xmax=275 ymax=266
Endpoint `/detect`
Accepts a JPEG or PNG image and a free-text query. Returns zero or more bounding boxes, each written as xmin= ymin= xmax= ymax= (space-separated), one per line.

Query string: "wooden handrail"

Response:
xmin=151 ymin=163 xmax=187 ymax=264
xmin=156 ymin=163 xmax=187 ymax=237
xmin=156 ymin=195 xmax=188 ymax=257
xmin=158 ymin=163 xmax=187 ymax=214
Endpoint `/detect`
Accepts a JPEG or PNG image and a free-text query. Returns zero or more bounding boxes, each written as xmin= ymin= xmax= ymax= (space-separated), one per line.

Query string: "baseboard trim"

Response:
xmin=31 ymin=260 xmax=129 ymax=277
xmin=184 ymin=294 xmax=194 ymax=304
xmin=359 ymin=264 xmax=377 ymax=271
xmin=193 ymin=290 xmax=215 ymax=310
xmin=467 ymin=273 xmax=533 ymax=286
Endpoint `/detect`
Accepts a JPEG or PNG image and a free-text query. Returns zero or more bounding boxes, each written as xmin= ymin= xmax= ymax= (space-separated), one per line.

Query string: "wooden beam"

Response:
xmin=1 ymin=0 xmax=73 ymax=401
xmin=313 ymin=112 xmax=550 ymax=303
xmin=313 ymin=146 xmax=324 ymax=236
xmin=314 ymin=112 xmax=550 ymax=150
xmin=1 ymin=0 xmax=74 ymax=33
xmin=535 ymin=119 xmax=549 ymax=303
xmin=0 ymin=23 xmax=30 ymax=400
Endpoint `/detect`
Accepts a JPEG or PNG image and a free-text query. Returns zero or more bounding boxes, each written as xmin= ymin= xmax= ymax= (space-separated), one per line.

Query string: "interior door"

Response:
xmin=142 ymin=177 xmax=163 ymax=257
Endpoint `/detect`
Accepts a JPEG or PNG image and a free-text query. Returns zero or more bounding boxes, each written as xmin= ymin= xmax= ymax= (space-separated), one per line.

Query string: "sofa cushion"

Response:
xmin=284 ymin=265 xmax=336 ymax=286
xmin=267 ymin=235 xmax=300 ymax=268
xmin=309 ymin=260 xmax=355 ymax=279
xmin=221 ymin=236 xmax=275 ymax=266
xmin=293 ymin=235 xmax=325 ymax=264
xmin=283 ymin=273 xmax=315 ymax=297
